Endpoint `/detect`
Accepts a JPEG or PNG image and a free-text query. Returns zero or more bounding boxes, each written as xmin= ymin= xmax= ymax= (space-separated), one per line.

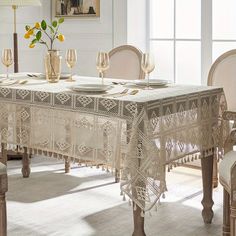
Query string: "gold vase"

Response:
xmin=44 ymin=50 xmax=62 ymax=83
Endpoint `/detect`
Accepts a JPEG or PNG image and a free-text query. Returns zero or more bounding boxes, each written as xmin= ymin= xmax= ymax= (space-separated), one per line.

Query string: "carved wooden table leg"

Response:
xmin=132 ymin=204 xmax=146 ymax=236
xmin=0 ymin=173 xmax=8 ymax=236
xmin=21 ymin=147 xmax=31 ymax=178
xmin=201 ymin=154 xmax=214 ymax=223
xmin=1 ymin=143 xmax=7 ymax=165
xmin=223 ymin=189 xmax=230 ymax=235
xmin=65 ymin=159 xmax=71 ymax=173
xmin=212 ymin=157 xmax=218 ymax=188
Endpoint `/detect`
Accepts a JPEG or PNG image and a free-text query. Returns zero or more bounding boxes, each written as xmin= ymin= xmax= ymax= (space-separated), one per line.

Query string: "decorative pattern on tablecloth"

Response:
xmin=0 ymin=81 xmax=225 ymax=212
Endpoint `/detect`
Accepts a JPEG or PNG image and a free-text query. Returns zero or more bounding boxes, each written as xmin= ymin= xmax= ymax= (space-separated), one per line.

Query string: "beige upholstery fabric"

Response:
xmin=105 ymin=45 xmax=144 ymax=80
xmin=0 ymin=163 xmax=6 ymax=175
xmin=208 ymin=50 xmax=236 ymax=111
xmin=219 ymin=151 xmax=236 ymax=187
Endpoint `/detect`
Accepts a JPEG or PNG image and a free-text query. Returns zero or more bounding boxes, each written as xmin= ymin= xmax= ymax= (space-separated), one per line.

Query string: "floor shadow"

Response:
xmin=83 ymin=200 xmax=222 ymax=236
xmin=8 ymin=171 xmax=114 ymax=203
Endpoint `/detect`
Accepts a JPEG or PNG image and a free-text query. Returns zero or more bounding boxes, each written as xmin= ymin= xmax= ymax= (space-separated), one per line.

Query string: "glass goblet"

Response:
xmin=96 ymin=52 xmax=109 ymax=85
xmin=141 ymin=53 xmax=155 ymax=89
xmin=66 ymin=49 xmax=77 ymax=82
xmin=1 ymin=49 xmax=13 ymax=80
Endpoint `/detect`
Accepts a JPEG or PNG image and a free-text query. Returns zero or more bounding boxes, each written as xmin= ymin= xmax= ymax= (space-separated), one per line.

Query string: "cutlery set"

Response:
xmin=102 ymin=88 xmax=139 ymax=98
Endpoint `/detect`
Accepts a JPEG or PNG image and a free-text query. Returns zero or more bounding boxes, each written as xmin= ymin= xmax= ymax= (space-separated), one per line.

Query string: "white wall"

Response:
xmin=127 ymin=0 xmax=147 ymax=52
xmin=0 ymin=0 xmax=128 ymax=76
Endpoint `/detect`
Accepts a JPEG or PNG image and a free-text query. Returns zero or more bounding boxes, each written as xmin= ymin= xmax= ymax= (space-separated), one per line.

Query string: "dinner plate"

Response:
xmin=71 ymin=84 xmax=113 ymax=92
xmin=133 ymin=79 xmax=170 ymax=86
xmin=0 ymin=79 xmax=18 ymax=86
xmin=27 ymin=73 xmax=70 ymax=80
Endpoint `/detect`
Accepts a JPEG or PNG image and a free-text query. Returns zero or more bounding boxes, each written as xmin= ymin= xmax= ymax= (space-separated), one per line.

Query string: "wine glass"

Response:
xmin=1 ymin=49 xmax=13 ymax=80
xmin=96 ymin=52 xmax=109 ymax=85
xmin=65 ymin=49 xmax=77 ymax=82
xmin=141 ymin=53 xmax=155 ymax=89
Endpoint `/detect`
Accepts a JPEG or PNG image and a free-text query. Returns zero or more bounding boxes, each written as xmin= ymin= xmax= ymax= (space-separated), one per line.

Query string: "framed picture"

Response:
xmin=52 ymin=0 xmax=100 ymax=18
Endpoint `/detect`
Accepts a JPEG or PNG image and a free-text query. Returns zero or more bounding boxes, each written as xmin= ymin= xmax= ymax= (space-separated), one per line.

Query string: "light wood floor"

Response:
xmin=7 ymin=156 xmax=223 ymax=236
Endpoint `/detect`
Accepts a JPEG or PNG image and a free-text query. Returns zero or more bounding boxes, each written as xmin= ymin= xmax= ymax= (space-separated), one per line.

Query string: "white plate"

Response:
xmin=32 ymin=73 xmax=71 ymax=80
xmin=71 ymin=84 xmax=113 ymax=92
xmin=0 ymin=79 xmax=18 ymax=86
xmin=133 ymin=79 xmax=170 ymax=86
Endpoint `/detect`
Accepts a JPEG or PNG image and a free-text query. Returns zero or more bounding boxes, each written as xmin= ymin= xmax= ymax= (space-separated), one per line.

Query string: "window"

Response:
xmin=212 ymin=0 xmax=236 ymax=60
xmin=148 ymin=0 xmax=236 ymax=85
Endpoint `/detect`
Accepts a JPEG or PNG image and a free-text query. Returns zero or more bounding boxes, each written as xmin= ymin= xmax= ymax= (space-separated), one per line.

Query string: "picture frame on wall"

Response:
xmin=52 ymin=0 xmax=100 ymax=18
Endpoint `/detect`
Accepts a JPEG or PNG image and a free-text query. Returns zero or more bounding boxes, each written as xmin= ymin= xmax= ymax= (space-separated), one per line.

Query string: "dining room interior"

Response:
xmin=0 ymin=0 xmax=236 ymax=236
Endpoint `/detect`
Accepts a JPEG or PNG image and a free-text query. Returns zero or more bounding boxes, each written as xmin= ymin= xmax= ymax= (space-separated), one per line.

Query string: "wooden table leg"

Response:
xmin=0 ymin=174 xmax=8 ymax=236
xmin=201 ymin=154 xmax=214 ymax=224
xmin=65 ymin=159 xmax=71 ymax=173
xmin=212 ymin=157 xmax=218 ymax=188
xmin=132 ymin=204 xmax=146 ymax=236
xmin=1 ymin=143 xmax=7 ymax=165
xmin=21 ymin=147 xmax=31 ymax=178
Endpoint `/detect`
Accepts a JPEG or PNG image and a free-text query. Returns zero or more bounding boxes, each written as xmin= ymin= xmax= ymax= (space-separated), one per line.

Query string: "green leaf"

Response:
xmin=25 ymin=25 xmax=30 ymax=31
xmin=41 ymin=20 xmax=47 ymax=30
xmin=36 ymin=31 xmax=42 ymax=41
xmin=31 ymin=39 xmax=38 ymax=44
xmin=48 ymin=25 xmax=55 ymax=34
xmin=52 ymin=21 xmax=57 ymax=28
xmin=58 ymin=18 xmax=64 ymax=24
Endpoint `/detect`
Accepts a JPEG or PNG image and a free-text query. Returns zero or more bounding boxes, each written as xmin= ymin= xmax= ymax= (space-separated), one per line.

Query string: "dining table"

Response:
xmin=0 ymin=73 xmax=227 ymax=236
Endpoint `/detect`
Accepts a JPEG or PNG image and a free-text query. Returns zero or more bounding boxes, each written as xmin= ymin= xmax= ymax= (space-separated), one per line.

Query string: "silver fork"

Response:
xmin=102 ymin=89 xmax=129 ymax=97
xmin=114 ymin=89 xmax=139 ymax=98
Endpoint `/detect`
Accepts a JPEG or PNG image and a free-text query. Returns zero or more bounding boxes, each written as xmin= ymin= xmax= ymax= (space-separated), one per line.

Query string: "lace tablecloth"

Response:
xmin=0 ymin=74 xmax=226 ymax=212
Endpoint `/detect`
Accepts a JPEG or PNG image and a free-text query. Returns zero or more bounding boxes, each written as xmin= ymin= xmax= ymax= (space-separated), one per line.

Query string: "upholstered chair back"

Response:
xmin=208 ymin=49 xmax=236 ymax=111
xmin=105 ymin=45 xmax=145 ymax=80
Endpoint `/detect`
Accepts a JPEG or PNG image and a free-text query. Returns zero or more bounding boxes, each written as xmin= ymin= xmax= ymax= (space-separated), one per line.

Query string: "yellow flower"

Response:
xmin=29 ymin=43 xmax=35 ymax=48
xmin=35 ymin=22 xmax=40 ymax=29
xmin=24 ymin=33 xmax=30 ymax=39
xmin=28 ymin=29 xmax=34 ymax=36
xmin=57 ymin=34 xmax=65 ymax=42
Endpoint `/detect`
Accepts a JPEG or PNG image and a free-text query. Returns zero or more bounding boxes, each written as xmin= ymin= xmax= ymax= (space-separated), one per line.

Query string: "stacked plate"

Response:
xmin=70 ymin=84 xmax=113 ymax=92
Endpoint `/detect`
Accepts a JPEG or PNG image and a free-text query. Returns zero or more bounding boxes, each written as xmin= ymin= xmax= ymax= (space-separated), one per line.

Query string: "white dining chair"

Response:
xmin=208 ymin=49 xmax=236 ymax=236
xmin=105 ymin=45 xmax=145 ymax=80
xmin=0 ymin=162 xmax=7 ymax=236
xmin=219 ymin=112 xmax=236 ymax=236
xmin=208 ymin=49 xmax=236 ymax=188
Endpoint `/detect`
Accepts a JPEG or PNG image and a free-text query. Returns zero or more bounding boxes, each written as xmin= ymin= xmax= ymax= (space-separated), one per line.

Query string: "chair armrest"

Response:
xmin=223 ymin=111 xmax=236 ymax=121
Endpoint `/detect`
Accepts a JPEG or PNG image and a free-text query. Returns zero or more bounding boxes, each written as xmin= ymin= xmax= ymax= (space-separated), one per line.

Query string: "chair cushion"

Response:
xmin=219 ymin=150 xmax=236 ymax=187
xmin=0 ymin=163 xmax=6 ymax=175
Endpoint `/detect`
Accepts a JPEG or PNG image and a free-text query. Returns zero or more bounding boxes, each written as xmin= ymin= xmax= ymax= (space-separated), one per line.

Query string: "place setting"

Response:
xmin=70 ymin=51 xmax=114 ymax=94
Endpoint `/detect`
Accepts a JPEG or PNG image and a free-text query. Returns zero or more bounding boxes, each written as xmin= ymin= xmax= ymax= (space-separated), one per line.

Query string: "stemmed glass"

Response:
xmin=141 ymin=53 xmax=155 ymax=89
xmin=96 ymin=52 xmax=109 ymax=85
xmin=66 ymin=49 xmax=77 ymax=82
xmin=1 ymin=49 xmax=13 ymax=80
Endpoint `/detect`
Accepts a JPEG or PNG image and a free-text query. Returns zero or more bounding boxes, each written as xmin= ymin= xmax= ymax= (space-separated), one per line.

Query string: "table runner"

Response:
xmin=0 ymin=75 xmax=226 ymax=212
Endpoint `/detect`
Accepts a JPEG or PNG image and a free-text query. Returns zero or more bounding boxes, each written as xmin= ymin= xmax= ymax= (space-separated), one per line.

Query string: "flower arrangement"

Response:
xmin=24 ymin=18 xmax=65 ymax=50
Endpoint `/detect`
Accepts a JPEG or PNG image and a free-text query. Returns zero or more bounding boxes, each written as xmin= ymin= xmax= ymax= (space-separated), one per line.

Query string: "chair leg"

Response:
xmin=115 ymin=168 xmax=120 ymax=183
xmin=0 ymin=174 xmax=8 ymax=236
xmin=213 ymin=158 xmax=218 ymax=188
xmin=223 ymin=189 xmax=231 ymax=235
xmin=230 ymin=206 xmax=236 ymax=236
xmin=0 ymin=193 xmax=7 ymax=236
